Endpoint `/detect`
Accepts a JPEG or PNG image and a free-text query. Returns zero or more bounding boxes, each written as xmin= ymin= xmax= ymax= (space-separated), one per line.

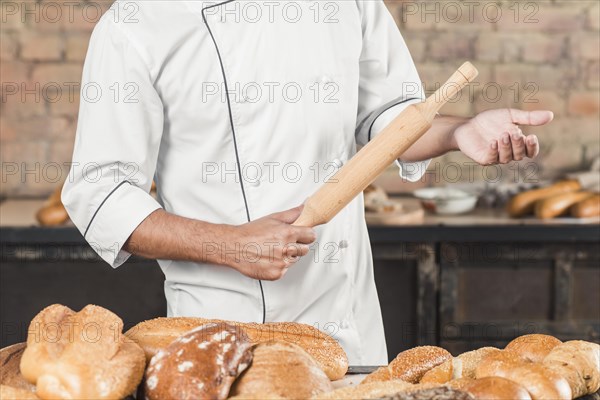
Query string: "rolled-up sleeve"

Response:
xmin=355 ymin=0 xmax=430 ymax=182
xmin=62 ymin=16 xmax=163 ymax=267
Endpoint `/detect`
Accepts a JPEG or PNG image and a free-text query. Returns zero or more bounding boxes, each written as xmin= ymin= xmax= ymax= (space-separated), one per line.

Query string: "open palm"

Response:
xmin=454 ymin=109 xmax=554 ymax=165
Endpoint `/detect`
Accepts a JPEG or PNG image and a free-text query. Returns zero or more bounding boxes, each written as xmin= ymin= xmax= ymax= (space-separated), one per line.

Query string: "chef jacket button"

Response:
xmin=340 ymin=320 xmax=350 ymax=329
xmin=333 ymin=158 xmax=343 ymax=168
xmin=339 ymin=239 xmax=348 ymax=249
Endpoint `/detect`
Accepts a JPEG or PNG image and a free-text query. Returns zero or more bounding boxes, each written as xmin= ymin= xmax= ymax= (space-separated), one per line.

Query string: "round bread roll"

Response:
xmin=505 ymin=334 xmax=562 ymax=363
xmin=145 ymin=322 xmax=253 ymax=400
xmin=389 ymin=346 xmax=453 ymax=383
xmin=0 ymin=385 xmax=39 ymax=400
xmin=447 ymin=377 xmax=532 ymax=400
xmin=230 ymin=341 xmax=332 ymax=399
xmin=543 ymin=340 xmax=600 ymax=398
xmin=487 ymin=363 xmax=571 ymax=400
xmin=20 ymin=304 xmax=145 ymax=400
xmin=0 ymin=343 xmax=35 ymax=392
xmin=475 ymin=350 xmax=526 ymax=379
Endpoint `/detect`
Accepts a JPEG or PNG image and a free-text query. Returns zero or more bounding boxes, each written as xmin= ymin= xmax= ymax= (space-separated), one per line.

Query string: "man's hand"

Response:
xmin=223 ymin=206 xmax=316 ymax=281
xmin=452 ymin=109 xmax=554 ymax=165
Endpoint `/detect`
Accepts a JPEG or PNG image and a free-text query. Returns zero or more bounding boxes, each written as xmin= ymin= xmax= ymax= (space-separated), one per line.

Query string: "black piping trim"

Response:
xmin=367 ymin=97 xmax=421 ymax=142
xmin=202 ymin=1 xmax=267 ymax=324
xmin=83 ymin=180 xmax=131 ymax=238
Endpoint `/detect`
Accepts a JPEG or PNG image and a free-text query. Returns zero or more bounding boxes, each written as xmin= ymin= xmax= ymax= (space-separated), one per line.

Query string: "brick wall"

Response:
xmin=0 ymin=0 xmax=599 ymax=197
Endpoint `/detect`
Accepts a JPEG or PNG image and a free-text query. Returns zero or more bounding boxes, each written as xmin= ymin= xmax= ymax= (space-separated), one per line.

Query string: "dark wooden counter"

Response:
xmin=1 ymin=200 xmax=599 ymax=358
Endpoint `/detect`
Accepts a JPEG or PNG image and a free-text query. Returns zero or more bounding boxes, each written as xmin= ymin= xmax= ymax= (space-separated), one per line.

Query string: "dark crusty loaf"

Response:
xmin=381 ymin=386 xmax=474 ymax=400
xmin=230 ymin=341 xmax=332 ymax=399
xmin=126 ymin=317 xmax=348 ymax=380
xmin=145 ymin=322 xmax=253 ymax=400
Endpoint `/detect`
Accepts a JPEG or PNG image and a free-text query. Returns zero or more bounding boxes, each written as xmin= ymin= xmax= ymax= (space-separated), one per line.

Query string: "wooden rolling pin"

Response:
xmin=293 ymin=62 xmax=479 ymax=227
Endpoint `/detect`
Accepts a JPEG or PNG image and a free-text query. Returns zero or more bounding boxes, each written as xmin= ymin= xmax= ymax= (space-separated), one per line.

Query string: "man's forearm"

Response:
xmin=124 ymin=209 xmax=231 ymax=263
xmin=399 ymin=115 xmax=467 ymax=162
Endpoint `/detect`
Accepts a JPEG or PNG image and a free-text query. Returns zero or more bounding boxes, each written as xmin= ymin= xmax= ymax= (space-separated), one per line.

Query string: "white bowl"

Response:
xmin=413 ymin=188 xmax=478 ymax=215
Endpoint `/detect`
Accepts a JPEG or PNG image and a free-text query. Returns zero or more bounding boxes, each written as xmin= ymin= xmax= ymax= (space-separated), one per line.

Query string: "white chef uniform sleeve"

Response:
xmin=355 ymin=0 xmax=430 ymax=182
xmin=62 ymin=16 xmax=163 ymax=268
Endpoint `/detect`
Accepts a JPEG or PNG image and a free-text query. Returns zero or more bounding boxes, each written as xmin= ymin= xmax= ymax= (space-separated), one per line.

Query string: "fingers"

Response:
xmin=284 ymin=243 xmax=310 ymax=259
xmin=510 ymin=130 xmax=527 ymax=161
xmin=270 ymin=205 xmax=303 ymax=223
xmin=294 ymin=226 xmax=316 ymax=244
xmin=509 ymin=109 xmax=554 ymax=126
xmin=525 ymin=135 xmax=539 ymax=158
xmin=498 ymin=132 xmax=513 ymax=164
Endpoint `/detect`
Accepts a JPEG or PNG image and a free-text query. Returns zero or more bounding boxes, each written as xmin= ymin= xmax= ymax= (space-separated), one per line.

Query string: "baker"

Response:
xmin=63 ymin=0 xmax=553 ymax=365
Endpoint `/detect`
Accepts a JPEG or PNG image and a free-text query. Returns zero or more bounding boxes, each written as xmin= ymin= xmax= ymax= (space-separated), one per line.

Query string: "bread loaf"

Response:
xmin=20 ymin=304 xmax=146 ymax=400
xmin=145 ymin=322 xmax=253 ymax=400
xmin=35 ymin=184 xmax=69 ymax=226
xmin=455 ymin=347 xmax=502 ymax=379
xmin=126 ymin=317 xmax=348 ymax=380
xmin=475 ymin=350 xmax=527 ymax=378
xmin=543 ymin=340 xmax=600 ymax=398
xmin=362 ymin=346 xmax=452 ymax=385
xmin=419 ymin=359 xmax=453 ymax=384
xmin=535 ymin=191 xmax=594 ymax=219
xmin=571 ymin=194 xmax=600 ymax=218
xmin=230 ymin=341 xmax=332 ymax=399
xmin=0 ymin=343 xmax=35 ymax=392
xmin=481 ymin=362 xmax=572 ymax=400
xmin=507 ymin=180 xmax=581 ymax=217
xmin=505 ymin=334 xmax=562 ymax=363
xmin=447 ymin=377 xmax=532 ymax=400
xmin=0 ymin=385 xmax=39 ymax=400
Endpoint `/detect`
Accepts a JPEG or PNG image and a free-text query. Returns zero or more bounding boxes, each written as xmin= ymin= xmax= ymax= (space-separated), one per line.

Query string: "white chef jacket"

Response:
xmin=62 ymin=0 xmax=429 ymax=365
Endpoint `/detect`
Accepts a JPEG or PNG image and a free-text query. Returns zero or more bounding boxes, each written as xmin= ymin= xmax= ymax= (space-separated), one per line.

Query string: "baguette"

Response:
xmin=543 ymin=340 xmax=600 ymax=398
xmin=535 ymin=191 xmax=595 ymax=219
xmin=507 ymin=180 xmax=581 ymax=217
xmin=230 ymin=341 xmax=333 ymax=399
xmin=570 ymin=194 xmax=600 ymax=218
xmin=125 ymin=317 xmax=348 ymax=380
xmin=505 ymin=334 xmax=562 ymax=363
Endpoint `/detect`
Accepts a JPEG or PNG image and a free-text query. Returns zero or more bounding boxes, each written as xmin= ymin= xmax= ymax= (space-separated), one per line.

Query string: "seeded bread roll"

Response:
xmin=0 ymin=385 xmax=39 ymax=400
xmin=543 ymin=340 xmax=600 ymax=398
xmin=0 ymin=343 xmax=35 ymax=392
xmin=455 ymin=347 xmax=502 ymax=379
xmin=126 ymin=317 xmax=348 ymax=380
xmin=230 ymin=341 xmax=332 ymax=399
xmin=447 ymin=377 xmax=532 ymax=400
xmin=145 ymin=322 xmax=252 ymax=400
xmin=381 ymin=386 xmax=475 ymax=400
xmin=20 ymin=304 xmax=145 ymax=400
xmin=505 ymin=334 xmax=562 ymax=363
xmin=363 ymin=346 xmax=452 ymax=385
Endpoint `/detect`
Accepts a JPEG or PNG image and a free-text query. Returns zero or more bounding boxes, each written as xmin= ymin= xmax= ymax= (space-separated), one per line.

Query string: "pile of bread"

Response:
xmin=1 ymin=304 xmax=599 ymax=400
xmin=507 ymin=180 xmax=600 ymax=219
